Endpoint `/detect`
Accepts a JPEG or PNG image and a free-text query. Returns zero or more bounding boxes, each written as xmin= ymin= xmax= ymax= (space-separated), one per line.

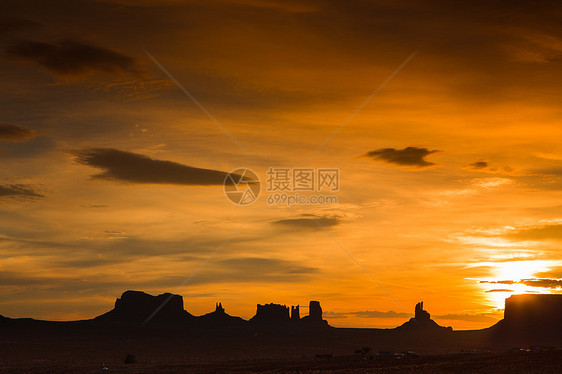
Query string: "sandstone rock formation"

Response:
xmin=197 ymin=302 xmax=247 ymax=329
xmin=504 ymin=294 xmax=562 ymax=328
xmin=396 ymin=301 xmax=452 ymax=332
xmin=494 ymin=294 xmax=562 ymax=344
xmin=95 ymin=290 xmax=192 ymax=324
xmin=415 ymin=301 xmax=430 ymax=321
xmin=249 ymin=301 xmax=329 ymax=328
xmin=249 ymin=303 xmax=290 ymax=325
xmin=291 ymin=305 xmax=300 ymax=321
xmin=301 ymin=301 xmax=328 ymax=326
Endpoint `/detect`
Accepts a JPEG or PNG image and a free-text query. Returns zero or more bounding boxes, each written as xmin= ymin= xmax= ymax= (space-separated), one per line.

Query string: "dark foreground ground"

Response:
xmin=1 ymin=325 xmax=560 ymax=373
xmin=1 ymin=351 xmax=562 ymax=374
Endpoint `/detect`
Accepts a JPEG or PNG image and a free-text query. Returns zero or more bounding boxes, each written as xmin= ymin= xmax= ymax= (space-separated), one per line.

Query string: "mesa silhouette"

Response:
xmin=1 ymin=290 xmax=561 ymax=347
xmin=92 ymin=290 xmax=329 ymax=330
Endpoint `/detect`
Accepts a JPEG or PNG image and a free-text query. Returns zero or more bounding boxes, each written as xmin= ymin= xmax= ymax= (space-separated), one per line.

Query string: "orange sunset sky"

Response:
xmin=1 ymin=0 xmax=561 ymax=330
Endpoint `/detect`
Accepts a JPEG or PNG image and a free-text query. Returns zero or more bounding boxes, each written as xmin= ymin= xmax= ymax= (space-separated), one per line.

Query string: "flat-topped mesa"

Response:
xmin=503 ymin=294 xmax=562 ymax=330
xmin=95 ymin=290 xmax=192 ymax=324
xmin=492 ymin=294 xmax=562 ymax=345
xmin=250 ymin=301 xmax=329 ymax=328
xmin=250 ymin=303 xmax=290 ymax=325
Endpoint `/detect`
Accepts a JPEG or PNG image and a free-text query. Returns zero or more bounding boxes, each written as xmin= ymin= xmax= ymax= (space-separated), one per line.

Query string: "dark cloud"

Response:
xmin=73 ymin=148 xmax=238 ymax=185
xmin=467 ymin=160 xmax=488 ymax=170
xmin=0 ymin=123 xmax=36 ymax=142
xmin=481 ymin=278 xmax=562 ymax=289
xmin=321 ymin=311 xmax=348 ymax=319
xmin=364 ymin=147 xmax=440 ymax=169
xmin=5 ymin=39 xmax=138 ymax=77
xmin=485 ymin=288 xmax=514 ymax=293
xmin=520 ymin=278 xmax=562 ymax=289
xmin=463 ymin=160 xmax=514 ymax=174
xmin=0 ymin=184 xmax=44 ymax=199
xmin=273 ymin=214 xmax=342 ymax=230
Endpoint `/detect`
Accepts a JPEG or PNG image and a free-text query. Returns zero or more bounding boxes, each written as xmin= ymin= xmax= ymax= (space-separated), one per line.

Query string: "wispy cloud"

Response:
xmin=0 ymin=184 xmax=44 ymax=199
xmin=481 ymin=278 xmax=562 ymax=289
xmin=0 ymin=123 xmax=36 ymax=142
xmin=273 ymin=214 xmax=342 ymax=230
xmin=6 ymin=39 xmax=138 ymax=77
xmin=507 ymin=224 xmax=562 ymax=241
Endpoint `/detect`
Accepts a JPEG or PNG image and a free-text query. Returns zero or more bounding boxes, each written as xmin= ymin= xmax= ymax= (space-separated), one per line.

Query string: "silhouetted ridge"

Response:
xmin=95 ymin=290 xmax=192 ymax=325
xmin=91 ymin=291 xmax=330 ymax=330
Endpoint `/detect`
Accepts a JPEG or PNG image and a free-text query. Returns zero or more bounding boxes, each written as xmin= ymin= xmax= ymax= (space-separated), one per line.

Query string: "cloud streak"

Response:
xmin=481 ymin=278 xmax=562 ymax=289
xmin=0 ymin=123 xmax=36 ymax=142
xmin=507 ymin=224 xmax=562 ymax=241
xmin=73 ymin=148 xmax=237 ymax=186
xmin=463 ymin=160 xmax=515 ymax=174
xmin=5 ymin=39 xmax=138 ymax=77
xmin=272 ymin=214 xmax=342 ymax=230
xmin=364 ymin=147 xmax=439 ymax=169
xmin=0 ymin=184 xmax=44 ymax=199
